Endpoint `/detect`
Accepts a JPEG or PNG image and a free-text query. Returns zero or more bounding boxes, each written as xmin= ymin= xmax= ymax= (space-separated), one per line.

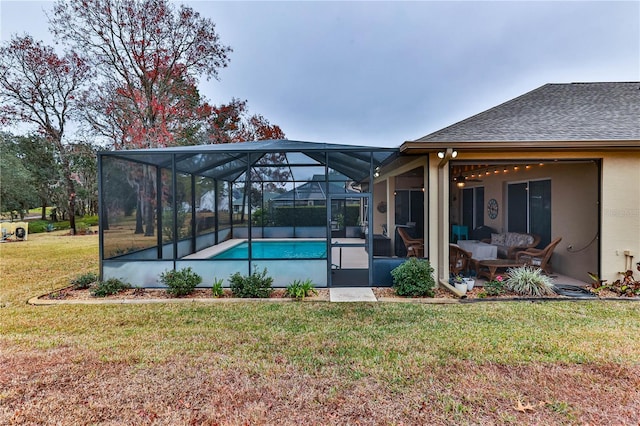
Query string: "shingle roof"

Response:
xmin=414 ymin=82 xmax=640 ymax=143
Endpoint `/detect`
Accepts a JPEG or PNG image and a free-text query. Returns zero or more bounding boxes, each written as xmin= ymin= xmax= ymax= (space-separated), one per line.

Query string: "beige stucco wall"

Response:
xmin=600 ymin=152 xmax=640 ymax=282
xmin=455 ymin=162 xmax=599 ymax=281
xmin=372 ymin=181 xmax=388 ymax=235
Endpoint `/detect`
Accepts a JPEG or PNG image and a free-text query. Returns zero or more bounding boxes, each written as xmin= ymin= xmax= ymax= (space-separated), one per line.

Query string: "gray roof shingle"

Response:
xmin=414 ymin=82 xmax=640 ymax=143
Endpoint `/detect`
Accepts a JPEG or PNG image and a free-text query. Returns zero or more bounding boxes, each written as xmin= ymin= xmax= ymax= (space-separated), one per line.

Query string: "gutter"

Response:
xmin=440 ymin=279 xmax=467 ymax=299
xmin=401 ymin=140 xmax=640 ymax=153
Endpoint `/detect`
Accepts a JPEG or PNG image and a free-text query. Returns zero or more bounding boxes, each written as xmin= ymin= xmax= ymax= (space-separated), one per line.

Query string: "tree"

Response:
xmin=51 ymin=0 xmax=231 ymax=149
xmin=67 ymin=142 xmax=99 ymax=217
xmin=0 ymin=133 xmax=38 ymax=218
xmin=13 ymin=134 xmax=60 ymax=220
xmin=51 ymin=0 xmax=232 ymax=236
xmin=0 ymin=35 xmax=90 ymax=234
xmin=206 ymin=98 xmax=286 ymax=144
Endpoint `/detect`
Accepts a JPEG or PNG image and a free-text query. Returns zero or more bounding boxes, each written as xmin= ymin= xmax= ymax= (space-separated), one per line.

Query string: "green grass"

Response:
xmin=1 ymin=232 xmax=639 ymax=423
xmin=1 ymin=233 xmax=638 ymax=368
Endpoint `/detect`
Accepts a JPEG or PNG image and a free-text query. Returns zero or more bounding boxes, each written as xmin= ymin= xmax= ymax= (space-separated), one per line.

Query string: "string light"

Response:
xmin=452 ymin=162 xmax=546 ymax=181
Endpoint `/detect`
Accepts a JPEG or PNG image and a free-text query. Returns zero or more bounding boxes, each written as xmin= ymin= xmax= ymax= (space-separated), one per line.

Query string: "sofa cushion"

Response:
xmin=495 ymin=246 xmax=509 ymax=258
xmin=490 ymin=233 xmax=506 ymax=245
xmin=505 ymin=232 xmax=534 ymax=247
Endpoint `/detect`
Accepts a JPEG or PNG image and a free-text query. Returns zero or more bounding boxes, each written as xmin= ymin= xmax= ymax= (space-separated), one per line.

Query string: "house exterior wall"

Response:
xmin=601 ymin=152 xmax=640 ymax=283
xmin=372 ymin=181 xmax=387 ymax=235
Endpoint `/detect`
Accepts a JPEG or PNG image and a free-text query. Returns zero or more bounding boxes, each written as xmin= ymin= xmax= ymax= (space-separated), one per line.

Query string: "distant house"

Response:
xmin=271 ymin=174 xmax=358 ymax=207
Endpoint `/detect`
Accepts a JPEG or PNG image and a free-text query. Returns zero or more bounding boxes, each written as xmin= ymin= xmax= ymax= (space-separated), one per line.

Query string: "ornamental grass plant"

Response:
xmin=505 ymin=265 xmax=556 ymax=296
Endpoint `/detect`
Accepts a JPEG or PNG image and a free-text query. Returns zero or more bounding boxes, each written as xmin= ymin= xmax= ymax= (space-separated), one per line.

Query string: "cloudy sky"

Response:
xmin=1 ymin=1 xmax=638 ymax=147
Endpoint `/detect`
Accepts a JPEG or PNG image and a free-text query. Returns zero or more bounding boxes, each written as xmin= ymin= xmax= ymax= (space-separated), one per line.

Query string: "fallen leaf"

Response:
xmin=515 ymin=399 xmax=535 ymax=412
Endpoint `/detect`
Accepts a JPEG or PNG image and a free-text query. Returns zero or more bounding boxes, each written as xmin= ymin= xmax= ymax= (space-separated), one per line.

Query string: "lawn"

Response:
xmin=1 ymin=232 xmax=639 ymax=425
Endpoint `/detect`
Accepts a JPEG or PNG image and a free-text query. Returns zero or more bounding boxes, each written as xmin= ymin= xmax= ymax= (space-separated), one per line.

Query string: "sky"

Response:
xmin=1 ymin=0 xmax=639 ymax=148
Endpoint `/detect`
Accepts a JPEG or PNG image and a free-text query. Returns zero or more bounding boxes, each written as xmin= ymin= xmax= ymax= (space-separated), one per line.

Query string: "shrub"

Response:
xmin=285 ymin=279 xmax=317 ymax=300
xmin=229 ymin=268 xmax=273 ymax=298
xmin=505 ymin=266 xmax=555 ymax=296
xmin=212 ymin=278 xmax=224 ymax=298
xmin=390 ymin=258 xmax=435 ymax=297
xmin=70 ymin=272 xmax=99 ymax=290
xmin=91 ymin=278 xmax=131 ymax=297
xmin=160 ymin=267 xmax=202 ymax=297
xmin=483 ymin=276 xmax=506 ymax=296
xmin=27 ymin=220 xmax=50 ymax=234
xmin=27 ymin=216 xmax=98 ymax=234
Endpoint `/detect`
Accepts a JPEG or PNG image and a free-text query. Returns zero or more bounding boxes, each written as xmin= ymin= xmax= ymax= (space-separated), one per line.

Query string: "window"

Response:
xmin=394 ymin=189 xmax=424 ymax=237
xmin=507 ymin=179 xmax=551 ymax=247
xmin=462 ymin=187 xmax=484 ymax=229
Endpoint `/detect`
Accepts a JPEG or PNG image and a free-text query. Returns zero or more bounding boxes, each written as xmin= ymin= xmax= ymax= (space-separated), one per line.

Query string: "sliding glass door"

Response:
xmin=507 ymin=179 xmax=551 ymax=248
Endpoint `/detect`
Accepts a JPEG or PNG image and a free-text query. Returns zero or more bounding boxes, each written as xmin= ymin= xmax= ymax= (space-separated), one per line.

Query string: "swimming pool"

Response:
xmin=210 ymin=240 xmax=327 ymax=259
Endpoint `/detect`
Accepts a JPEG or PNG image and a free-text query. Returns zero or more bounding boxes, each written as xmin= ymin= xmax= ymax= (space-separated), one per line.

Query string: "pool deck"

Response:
xmin=182 ymin=238 xmax=589 ymax=288
xmin=183 ymin=238 xmax=368 ymax=268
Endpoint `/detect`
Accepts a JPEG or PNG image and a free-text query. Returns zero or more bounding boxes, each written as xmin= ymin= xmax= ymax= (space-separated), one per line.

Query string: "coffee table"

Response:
xmin=475 ymin=259 xmax=522 ymax=281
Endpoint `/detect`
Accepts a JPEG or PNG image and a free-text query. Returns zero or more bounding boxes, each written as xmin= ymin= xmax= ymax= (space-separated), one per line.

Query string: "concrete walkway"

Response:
xmin=329 ymin=287 xmax=377 ymax=302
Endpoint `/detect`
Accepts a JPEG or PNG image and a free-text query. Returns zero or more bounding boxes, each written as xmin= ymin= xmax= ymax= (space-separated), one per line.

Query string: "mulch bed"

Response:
xmin=40 ymin=284 xmax=638 ymax=303
xmin=43 ymin=286 xmax=331 ymax=301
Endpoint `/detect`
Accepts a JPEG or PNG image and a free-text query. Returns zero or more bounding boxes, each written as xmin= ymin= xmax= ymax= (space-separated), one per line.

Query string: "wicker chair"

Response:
xmin=515 ymin=237 xmax=562 ymax=274
xmin=449 ymin=244 xmax=473 ymax=275
xmin=397 ymin=227 xmax=424 ymax=258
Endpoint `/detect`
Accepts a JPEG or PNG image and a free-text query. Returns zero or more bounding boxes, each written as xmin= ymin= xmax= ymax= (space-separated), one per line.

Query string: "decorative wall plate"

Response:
xmin=377 ymin=201 xmax=387 ymax=213
xmin=487 ymin=198 xmax=499 ymax=219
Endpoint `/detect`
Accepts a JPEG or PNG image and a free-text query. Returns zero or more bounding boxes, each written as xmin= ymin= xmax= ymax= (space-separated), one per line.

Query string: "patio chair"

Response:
xmin=449 ymin=243 xmax=472 ymax=275
xmin=515 ymin=237 xmax=562 ymax=274
xmin=397 ymin=227 xmax=424 ymax=258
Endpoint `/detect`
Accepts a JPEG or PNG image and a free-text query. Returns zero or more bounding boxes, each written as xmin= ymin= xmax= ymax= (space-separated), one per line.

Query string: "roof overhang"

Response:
xmin=400 ymin=139 xmax=640 ymax=154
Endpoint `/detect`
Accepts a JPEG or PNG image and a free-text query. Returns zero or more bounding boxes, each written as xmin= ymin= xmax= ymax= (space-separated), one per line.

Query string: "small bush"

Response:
xmin=285 ymin=279 xmax=317 ymax=300
xmin=80 ymin=215 xmax=99 ymax=226
xmin=91 ymin=278 xmax=131 ymax=297
xmin=212 ymin=278 xmax=224 ymax=298
xmin=27 ymin=220 xmax=50 ymax=234
xmin=505 ymin=266 xmax=555 ymax=296
xmin=390 ymin=258 xmax=435 ymax=297
xmin=483 ymin=276 xmax=506 ymax=296
xmin=229 ymin=268 xmax=273 ymax=298
xmin=70 ymin=272 xmax=99 ymax=290
xmin=27 ymin=216 xmax=98 ymax=234
xmin=160 ymin=267 xmax=202 ymax=297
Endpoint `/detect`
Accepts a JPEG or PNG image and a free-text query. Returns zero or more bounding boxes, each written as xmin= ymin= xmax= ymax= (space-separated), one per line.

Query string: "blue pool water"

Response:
xmin=210 ymin=240 xmax=327 ymax=259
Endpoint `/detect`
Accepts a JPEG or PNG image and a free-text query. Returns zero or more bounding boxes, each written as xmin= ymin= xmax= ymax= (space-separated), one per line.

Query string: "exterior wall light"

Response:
xmin=437 ymin=151 xmax=445 ymax=159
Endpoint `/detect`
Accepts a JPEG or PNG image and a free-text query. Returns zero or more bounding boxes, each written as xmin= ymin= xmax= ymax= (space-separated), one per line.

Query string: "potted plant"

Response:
xmin=463 ymin=276 xmax=475 ymax=291
xmin=452 ymin=274 xmax=467 ymax=294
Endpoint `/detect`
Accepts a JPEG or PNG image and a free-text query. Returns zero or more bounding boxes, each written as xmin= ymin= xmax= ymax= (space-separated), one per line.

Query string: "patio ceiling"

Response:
xmin=99 ymin=139 xmax=398 ymax=183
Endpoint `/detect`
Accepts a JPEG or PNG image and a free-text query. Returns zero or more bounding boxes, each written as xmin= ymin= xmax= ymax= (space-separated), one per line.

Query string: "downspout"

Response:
xmin=436 ymin=148 xmax=466 ymax=298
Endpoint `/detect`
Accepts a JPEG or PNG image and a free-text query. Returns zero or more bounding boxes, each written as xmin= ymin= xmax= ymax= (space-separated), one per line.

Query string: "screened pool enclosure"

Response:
xmin=98 ymin=140 xmax=398 ymax=287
